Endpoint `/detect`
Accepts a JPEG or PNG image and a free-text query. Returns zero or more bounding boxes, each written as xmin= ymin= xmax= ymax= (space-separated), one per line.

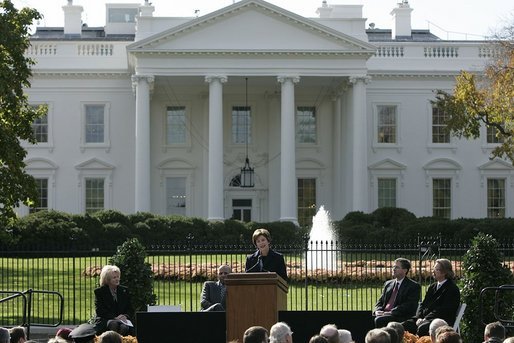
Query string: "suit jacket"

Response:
xmin=415 ymin=279 xmax=460 ymax=325
xmin=245 ymin=248 xmax=288 ymax=283
xmin=200 ymin=281 xmax=226 ymax=310
xmin=375 ymin=277 xmax=421 ymax=320
xmin=94 ymin=285 xmax=134 ymax=328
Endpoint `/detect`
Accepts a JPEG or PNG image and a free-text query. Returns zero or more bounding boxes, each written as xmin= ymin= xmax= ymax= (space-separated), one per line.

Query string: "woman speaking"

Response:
xmin=245 ymin=228 xmax=288 ymax=282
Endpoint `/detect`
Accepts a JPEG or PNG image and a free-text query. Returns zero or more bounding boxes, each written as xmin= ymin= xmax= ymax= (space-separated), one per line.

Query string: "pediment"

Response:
xmin=25 ymin=157 xmax=58 ymax=170
xmin=75 ymin=158 xmax=115 ymax=170
xmin=158 ymin=158 xmax=195 ymax=169
xmin=368 ymin=158 xmax=406 ymax=170
xmin=128 ymin=0 xmax=375 ymax=55
xmin=423 ymin=158 xmax=461 ymax=170
xmin=297 ymin=158 xmax=325 ymax=169
xmin=478 ymin=159 xmax=514 ymax=170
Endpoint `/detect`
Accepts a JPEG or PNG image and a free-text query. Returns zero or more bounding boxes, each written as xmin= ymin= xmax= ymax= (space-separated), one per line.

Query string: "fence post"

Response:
xmin=187 ymin=233 xmax=194 ymax=312
xmin=25 ymin=288 xmax=32 ymax=339
xmin=303 ymin=233 xmax=309 ymax=311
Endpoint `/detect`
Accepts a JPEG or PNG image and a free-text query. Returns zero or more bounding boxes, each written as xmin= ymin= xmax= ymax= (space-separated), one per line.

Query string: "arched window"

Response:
xmin=229 ymin=174 xmax=241 ymax=187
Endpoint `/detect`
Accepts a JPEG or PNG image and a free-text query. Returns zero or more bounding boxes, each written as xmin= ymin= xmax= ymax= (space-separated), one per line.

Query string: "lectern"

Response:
xmin=225 ymin=272 xmax=288 ymax=342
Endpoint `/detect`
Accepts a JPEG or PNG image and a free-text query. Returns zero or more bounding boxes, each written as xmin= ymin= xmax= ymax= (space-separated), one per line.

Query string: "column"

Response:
xmin=332 ymin=88 xmax=343 ymax=218
xmin=205 ymin=75 xmax=227 ymax=221
xmin=349 ymin=76 xmax=370 ymax=211
xmin=132 ymin=74 xmax=154 ymax=212
xmin=277 ymin=76 xmax=300 ymax=223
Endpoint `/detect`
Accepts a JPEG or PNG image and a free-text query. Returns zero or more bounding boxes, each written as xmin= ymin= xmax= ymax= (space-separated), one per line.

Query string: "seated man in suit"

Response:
xmin=200 ymin=264 xmax=231 ymax=311
xmin=402 ymin=259 xmax=460 ymax=337
xmin=374 ymin=257 xmax=421 ymax=328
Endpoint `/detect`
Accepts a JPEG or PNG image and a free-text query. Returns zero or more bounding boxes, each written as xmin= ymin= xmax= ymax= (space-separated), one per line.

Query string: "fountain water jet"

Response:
xmin=307 ymin=205 xmax=338 ymax=271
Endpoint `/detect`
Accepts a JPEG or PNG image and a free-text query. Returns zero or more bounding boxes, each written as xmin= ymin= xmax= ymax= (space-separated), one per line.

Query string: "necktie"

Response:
xmin=384 ymin=282 xmax=398 ymax=311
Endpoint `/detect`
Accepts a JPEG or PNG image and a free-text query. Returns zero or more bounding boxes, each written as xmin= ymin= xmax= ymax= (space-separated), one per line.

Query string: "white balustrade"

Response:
xmin=77 ymin=43 xmax=114 ymax=56
xmin=424 ymin=46 xmax=459 ymax=58
xmin=26 ymin=43 xmax=57 ymax=56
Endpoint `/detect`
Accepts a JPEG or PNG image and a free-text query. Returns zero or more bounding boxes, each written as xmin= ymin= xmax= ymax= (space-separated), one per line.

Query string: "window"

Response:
xmin=378 ymin=178 xmax=397 ymax=208
xmin=32 ymin=114 xmax=48 ymax=143
xmin=487 ymin=178 xmax=505 ymax=218
xmin=166 ymin=177 xmax=186 ymax=216
xmin=85 ymin=178 xmax=105 ymax=214
xmin=166 ymin=106 xmax=186 ymax=144
xmin=297 ymin=178 xmax=316 ymax=228
xmin=232 ymin=199 xmax=252 ymax=222
xmin=432 ymin=106 xmax=450 ymax=143
xmin=433 ymin=178 xmax=451 ymax=218
xmin=296 ymin=106 xmax=316 ymax=143
xmin=29 ymin=178 xmax=48 ymax=213
xmin=377 ymin=105 xmax=397 ymax=143
xmin=85 ymin=105 xmax=105 ymax=143
xmin=487 ymin=126 xmax=504 ymax=144
xmin=108 ymin=8 xmax=138 ymax=23
xmin=232 ymin=106 xmax=251 ymax=144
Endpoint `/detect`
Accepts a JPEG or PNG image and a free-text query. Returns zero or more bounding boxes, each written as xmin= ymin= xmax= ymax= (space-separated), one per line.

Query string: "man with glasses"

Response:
xmin=200 ymin=264 xmax=231 ymax=311
xmin=374 ymin=258 xmax=421 ymax=328
xmin=270 ymin=322 xmax=293 ymax=343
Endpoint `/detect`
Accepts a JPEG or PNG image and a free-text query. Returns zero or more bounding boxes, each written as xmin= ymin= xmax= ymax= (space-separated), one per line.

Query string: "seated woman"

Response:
xmin=94 ymin=265 xmax=134 ymax=336
xmin=245 ymin=228 xmax=288 ymax=282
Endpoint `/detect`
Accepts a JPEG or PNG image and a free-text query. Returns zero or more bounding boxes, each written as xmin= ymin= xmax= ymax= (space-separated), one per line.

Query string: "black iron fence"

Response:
xmin=1 ymin=237 xmax=513 ymax=326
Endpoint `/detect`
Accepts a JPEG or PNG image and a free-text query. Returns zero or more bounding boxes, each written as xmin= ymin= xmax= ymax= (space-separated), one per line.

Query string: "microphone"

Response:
xmin=246 ymin=255 xmax=262 ymax=273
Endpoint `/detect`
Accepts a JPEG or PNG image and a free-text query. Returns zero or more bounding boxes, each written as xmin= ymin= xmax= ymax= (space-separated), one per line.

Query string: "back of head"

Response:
xmin=436 ymin=331 xmax=461 ymax=343
xmin=434 ymin=326 xmax=454 ymax=343
xmin=338 ymin=329 xmax=353 ymax=343
xmin=310 ymin=335 xmax=329 ymax=343
xmin=429 ymin=319 xmax=448 ymax=342
xmin=48 ymin=338 xmax=69 ymax=343
xmin=69 ymin=323 xmax=96 ymax=343
xmin=504 ymin=338 xmax=514 ymax=343
xmin=98 ymin=331 xmax=122 ymax=343
xmin=386 ymin=322 xmax=404 ymax=343
xmin=484 ymin=322 xmax=506 ymax=340
xmin=244 ymin=326 xmax=269 ymax=343
xmin=270 ymin=322 xmax=292 ymax=343
xmin=365 ymin=329 xmax=391 ymax=343
xmin=382 ymin=327 xmax=398 ymax=343
xmin=320 ymin=324 xmax=339 ymax=343
xmin=0 ymin=328 xmax=9 ymax=343
xmin=9 ymin=326 xmax=26 ymax=343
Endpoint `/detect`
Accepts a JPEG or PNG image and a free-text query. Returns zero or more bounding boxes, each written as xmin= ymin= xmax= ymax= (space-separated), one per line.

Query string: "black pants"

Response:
xmin=402 ymin=318 xmax=431 ymax=337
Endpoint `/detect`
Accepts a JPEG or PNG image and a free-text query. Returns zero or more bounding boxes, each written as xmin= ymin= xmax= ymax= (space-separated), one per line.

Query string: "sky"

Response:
xmin=11 ymin=0 xmax=514 ymax=40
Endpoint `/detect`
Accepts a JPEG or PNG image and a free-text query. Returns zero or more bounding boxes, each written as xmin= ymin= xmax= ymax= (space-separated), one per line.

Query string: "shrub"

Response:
xmin=460 ymin=233 xmax=514 ymax=343
xmin=371 ymin=207 xmax=416 ymax=229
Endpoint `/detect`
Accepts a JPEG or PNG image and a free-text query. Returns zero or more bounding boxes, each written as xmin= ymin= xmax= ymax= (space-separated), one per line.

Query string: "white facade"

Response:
xmin=20 ymin=0 xmax=513 ymax=226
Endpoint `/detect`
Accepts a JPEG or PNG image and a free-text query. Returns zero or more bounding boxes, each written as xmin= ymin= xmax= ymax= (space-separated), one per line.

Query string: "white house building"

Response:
xmin=20 ymin=0 xmax=512 ymax=227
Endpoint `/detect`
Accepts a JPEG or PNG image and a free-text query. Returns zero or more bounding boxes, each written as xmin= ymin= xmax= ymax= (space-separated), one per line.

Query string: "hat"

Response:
xmin=56 ymin=327 xmax=72 ymax=339
xmin=69 ymin=324 xmax=96 ymax=343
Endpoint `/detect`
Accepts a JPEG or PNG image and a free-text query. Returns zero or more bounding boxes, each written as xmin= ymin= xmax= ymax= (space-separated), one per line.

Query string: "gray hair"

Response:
xmin=320 ymin=324 xmax=339 ymax=343
xmin=98 ymin=330 xmax=122 ymax=343
xmin=429 ymin=319 xmax=448 ymax=342
xmin=99 ymin=265 xmax=121 ymax=286
xmin=270 ymin=322 xmax=292 ymax=343
xmin=0 ymin=328 xmax=9 ymax=343
xmin=386 ymin=322 xmax=404 ymax=343
xmin=338 ymin=329 xmax=353 ymax=343
xmin=365 ymin=329 xmax=390 ymax=343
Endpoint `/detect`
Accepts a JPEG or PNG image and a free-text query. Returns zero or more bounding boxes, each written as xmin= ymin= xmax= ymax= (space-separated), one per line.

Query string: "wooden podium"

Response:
xmin=225 ymin=272 xmax=288 ymax=342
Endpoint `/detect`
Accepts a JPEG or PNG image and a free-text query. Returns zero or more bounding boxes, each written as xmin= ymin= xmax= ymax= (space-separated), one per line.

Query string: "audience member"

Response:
xmin=434 ymin=326 xmax=454 ymax=343
xmin=386 ymin=322 xmax=405 ymax=343
xmin=338 ymin=329 xmax=353 ymax=343
xmin=374 ymin=258 xmax=421 ymax=327
xmin=47 ymin=339 xmax=68 ymax=343
xmin=320 ymin=324 xmax=339 ymax=343
xmin=382 ymin=327 xmax=399 ymax=343
xmin=402 ymin=259 xmax=460 ymax=337
xmin=270 ymin=322 xmax=293 ymax=343
xmin=94 ymin=265 xmax=134 ymax=336
xmin=0 ymin=328 xmax=10 ymax=343
xmin=9 ymin=327 xmax=26 ymax=343
xmin=55 ymin=328 xmax=72 ymax=343
xmin=429 ymin=319 xmax=448 ymax=343
xmin=97 ymin=331 xmax=122 ymax=343
xmin=69 ymin=323 xmax=96 ymax=343
xmin=484 ymin=322 xmax=506 ymax=343
xmin=435 ymin=331 xmax=461 ymax=343
xmin=365 ymin=329 xmax=391 ymax=343
xmin=503 ymin=338 xmax=514 ymax=343
xmin=243 ymin=326 xmax=269 ymax=343
xmin=309 ymin=335 xmax=329 ymax=343
xmin=200 ymin=264 xmax=231 ymax=311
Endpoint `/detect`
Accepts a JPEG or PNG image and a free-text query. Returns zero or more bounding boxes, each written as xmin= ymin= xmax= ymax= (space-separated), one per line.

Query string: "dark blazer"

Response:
xmin=245 ymin=248 xmax=288 ymax=283
xmin=94 ymin=285 xmax=134 ymax=332
xmin=375 ymin=277 xmax=421 ymax=321
xmin=200 ymin=281 xmax=226 ymax=311
xmin=415 ymin=279 xmax=460 ymax=325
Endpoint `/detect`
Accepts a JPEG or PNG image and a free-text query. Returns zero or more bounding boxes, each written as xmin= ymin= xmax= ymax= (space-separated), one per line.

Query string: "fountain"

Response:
xmin=307 ymin=205 xmax=338 ymax=271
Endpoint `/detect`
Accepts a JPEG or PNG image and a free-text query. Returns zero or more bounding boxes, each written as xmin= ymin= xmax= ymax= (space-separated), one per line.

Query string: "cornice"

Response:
xmin=130 ymin=49 xmax=375 ymax=57
xmin=31 ymin=71 xmax=130 ymax=78
xmin=369 ymin=72 xmax=460 ymax=79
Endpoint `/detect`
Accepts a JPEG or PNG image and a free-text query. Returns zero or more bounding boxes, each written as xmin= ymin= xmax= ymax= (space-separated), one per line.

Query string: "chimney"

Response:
xmin=390 ymin=0 xmax=413 ymax=39
xmin=316 ymin=0 xmax=333 ymax=19
xmin=139 ymin=0 xmax=155 ymax=17
xmin=62 ymin=0 xmax=83 ymax=37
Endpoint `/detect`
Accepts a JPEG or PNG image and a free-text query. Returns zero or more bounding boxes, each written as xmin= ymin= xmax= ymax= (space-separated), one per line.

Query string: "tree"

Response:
xmin=0 ymin=0 xmax=46 ymax=224
xmin=460 ymin=233 xmax=514 ymax=343
xmin=433 ymin=23 xmax=514 ymax=162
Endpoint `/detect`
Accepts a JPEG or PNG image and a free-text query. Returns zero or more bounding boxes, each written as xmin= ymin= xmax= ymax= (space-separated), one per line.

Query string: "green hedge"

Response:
xmin=2 ymin=207 xmax=514 ymax=247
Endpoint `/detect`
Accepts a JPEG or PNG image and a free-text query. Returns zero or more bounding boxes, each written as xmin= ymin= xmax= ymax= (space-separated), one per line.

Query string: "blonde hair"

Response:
xmin=99 ymin=265 xmax=121 ymax=286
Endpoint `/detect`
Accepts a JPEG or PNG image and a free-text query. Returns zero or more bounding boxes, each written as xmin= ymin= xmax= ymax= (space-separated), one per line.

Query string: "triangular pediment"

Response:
xmin=478 ymin=159 xmax=514 ymax=170
xmin=75 ymin=158 xmax=115 ymax=170
xmin=368 ymin=158 xmax=406 ymax=170
xmin=128 ymin=0 xmax=375 ymax=55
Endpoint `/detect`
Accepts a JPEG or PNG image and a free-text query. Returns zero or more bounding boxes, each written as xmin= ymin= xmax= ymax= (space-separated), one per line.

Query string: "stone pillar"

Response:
xmin=332 ymin=84 xmax=346 ymax=218
xmin=205 ymin=75 xmax=227 ymax=221
xmin=349 ymin=76 xmax=370 ymax=211
xmin=277 ymin=76 xmax=300 ymax=224
xmin=132 ymin=74 xmax=154 ymax=212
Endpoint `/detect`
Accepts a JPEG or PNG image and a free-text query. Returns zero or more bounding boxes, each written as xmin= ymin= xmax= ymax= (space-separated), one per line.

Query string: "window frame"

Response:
xmin=372 ymin=103 xmax=401 ymax=151
xmin=80 ymin=102 xmax=110 ymax=152
xmin=486 ymin=178 xmax=506 ymax=218
xmin=24 ymin=102 xmax=54 ymax=151
xmin=295 ymin=105 xmax=317 ymax=145
xmin=297 ymin=177 xmax=317 ymax=229
xmin=164 ymin=176 xmax=188 ymax=216
xmin=377 ymin=177 xmax=397 ymax=208
xmin=479 ymin=160 xmax=513 ymax=218
xmin=231 ymin=105 xmax=252 ymax=145
xmin=163 ymin=104 xmax=191 ymax=149
xmin=432 ymin=177 xmax=452 ymax=219
xmin=75 ymin=158 xmax=114 ymax=213
xmin=423 ymin=159 xmax=461 ymax=219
